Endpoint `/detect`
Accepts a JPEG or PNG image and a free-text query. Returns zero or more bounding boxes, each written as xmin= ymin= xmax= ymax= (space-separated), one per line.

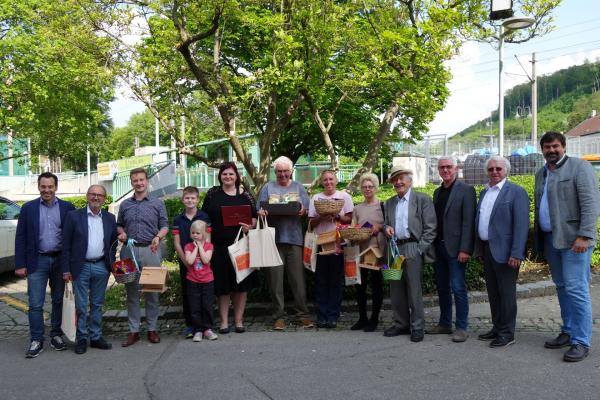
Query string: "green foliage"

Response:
xmin=60 ymin=195 xmax=114 ymax=210
xmin=0 ymin=0 xmax=116 ymax=170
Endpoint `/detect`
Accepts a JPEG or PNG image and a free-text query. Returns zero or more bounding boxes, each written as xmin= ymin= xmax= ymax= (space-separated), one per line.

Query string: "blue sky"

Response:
xmin=109 ymin=0 xmax=600 ymax=137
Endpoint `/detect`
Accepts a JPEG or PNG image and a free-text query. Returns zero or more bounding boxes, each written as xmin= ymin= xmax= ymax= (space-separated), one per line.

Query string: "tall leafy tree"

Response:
xmin=0 ymin=1 xmax=116 ymax=170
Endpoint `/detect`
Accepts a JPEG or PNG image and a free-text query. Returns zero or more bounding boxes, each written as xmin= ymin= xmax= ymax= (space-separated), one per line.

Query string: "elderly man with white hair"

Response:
xmin=475 ymin=156 xmax=529 ymax=348
xmin=258 ymin=156 xmax=313 ymax=330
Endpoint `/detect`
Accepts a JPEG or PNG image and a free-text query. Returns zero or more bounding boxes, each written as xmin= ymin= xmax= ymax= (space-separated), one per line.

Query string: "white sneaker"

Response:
xmin=203 ymin=329 xmax=218 ymax=341
xmin=192 ymin=332 xmax=202 ymax=342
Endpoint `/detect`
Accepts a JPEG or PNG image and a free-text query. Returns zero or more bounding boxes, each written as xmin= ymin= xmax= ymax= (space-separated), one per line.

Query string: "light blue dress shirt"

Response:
xmin=394 ymin=188 xmax=411 ymax=240
xmin=86 ymin=207 xmax=105 ymax=260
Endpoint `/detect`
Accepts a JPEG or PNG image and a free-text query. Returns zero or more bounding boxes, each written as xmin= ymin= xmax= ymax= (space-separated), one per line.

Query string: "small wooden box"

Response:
xmin=139 ymin=266 xmax=169 ymax=293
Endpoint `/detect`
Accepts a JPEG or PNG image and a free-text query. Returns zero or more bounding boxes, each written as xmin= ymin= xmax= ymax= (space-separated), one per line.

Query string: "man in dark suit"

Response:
xmin=15 ymin=172 xmax=75 ymax=358
xmin=534 ymin=132 xmax=600 ymax=362
xmin=476 ymin=156 xmax=529 ymax=348
xmin=62 ymin=184 xmax=118 ymax=355
xmin=383 ymin=167 xmax=437 ymax=343
xmin=429 ymin=156 xmax=476 ymax=342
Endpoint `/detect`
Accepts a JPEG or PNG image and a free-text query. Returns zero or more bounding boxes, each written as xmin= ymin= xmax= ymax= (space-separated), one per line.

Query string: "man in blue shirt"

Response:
xmin=15 ymin=172 xmax=75 ymax=358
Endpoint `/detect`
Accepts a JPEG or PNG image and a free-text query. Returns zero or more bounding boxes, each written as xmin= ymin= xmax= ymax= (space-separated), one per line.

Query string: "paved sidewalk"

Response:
xmin=1 ymin=272 xmax=599 ymax=400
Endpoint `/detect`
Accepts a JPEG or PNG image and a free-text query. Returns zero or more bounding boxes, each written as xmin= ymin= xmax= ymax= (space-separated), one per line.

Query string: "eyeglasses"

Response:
xmin=88 ymin=193 xmax=106 ymax=198
xmin=361 ymin=185 xmax=375 ymax=190
xmin=275 ymin=170 xmax=290 ymax=173
xmin=487 ymin=167 xmax=503 ymax=172
xmin=438 ymin=165 xmax=454 ymax=170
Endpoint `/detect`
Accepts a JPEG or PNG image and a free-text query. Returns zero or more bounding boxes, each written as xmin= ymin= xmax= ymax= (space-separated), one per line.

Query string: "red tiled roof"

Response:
xmin=566 ymin=115 xmax=600 ymax=137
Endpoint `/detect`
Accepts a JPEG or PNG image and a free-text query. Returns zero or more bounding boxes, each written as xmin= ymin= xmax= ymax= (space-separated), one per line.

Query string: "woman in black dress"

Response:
xmin=202 ymin=162 xmax=257 ymax=333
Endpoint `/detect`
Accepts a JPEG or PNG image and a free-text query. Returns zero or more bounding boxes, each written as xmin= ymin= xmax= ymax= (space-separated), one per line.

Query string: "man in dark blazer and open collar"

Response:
xmin=429 ymin=156 xmax=476 ymax=343
xmin=475 ymin=156 xmax=529 ymax=348
xmin=15 ymin=172 xmax=75 ymax=358
xmin=383 ymin=166 xmax=436 ymax=343
xmin=62 ymin=184 xmax=117 ymax=355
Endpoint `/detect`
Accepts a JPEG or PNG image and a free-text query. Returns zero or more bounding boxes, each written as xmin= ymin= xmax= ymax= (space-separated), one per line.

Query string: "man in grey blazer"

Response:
xmin=475 ymin=156 xmax=529 ymax=348
xmin=429 ymin=156 xmax=476 ymax=342
xmin=383 ymin=167 xmax=436 ymax=342
xmin=534 ymin=131 xmax=600 ymax=362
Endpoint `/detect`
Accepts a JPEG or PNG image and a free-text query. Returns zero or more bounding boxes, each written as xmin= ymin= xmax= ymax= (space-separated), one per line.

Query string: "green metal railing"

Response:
xmin=112 ymin=161 xmax=171 ymax=201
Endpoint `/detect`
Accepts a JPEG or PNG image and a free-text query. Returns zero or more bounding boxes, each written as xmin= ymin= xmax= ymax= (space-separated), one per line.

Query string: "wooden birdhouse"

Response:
xmin=359 ymin=246 xmax=384 ymax=270
xmin=317 ymin=231 xmax=337 ymax=255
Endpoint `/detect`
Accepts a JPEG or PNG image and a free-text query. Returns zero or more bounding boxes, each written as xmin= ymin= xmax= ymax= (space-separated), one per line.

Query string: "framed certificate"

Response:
xmin=221 ymin=205 xmax=252 ymax=226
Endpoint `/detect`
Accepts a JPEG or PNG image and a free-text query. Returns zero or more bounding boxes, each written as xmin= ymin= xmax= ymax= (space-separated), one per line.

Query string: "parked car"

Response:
xmin=0 ymin=196 xmax=20 ymax=273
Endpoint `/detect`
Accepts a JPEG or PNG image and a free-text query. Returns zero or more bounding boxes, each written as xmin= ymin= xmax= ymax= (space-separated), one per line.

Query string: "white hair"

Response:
xmin=485 ymin=155 xmax=511 ymax=174
xmin=272 ymin=156 xmax=294 ymax=171
xmin=359 ymin=173 xmax=380 ymax=191
xmin=438 ymin=156 xmax=457 ymax=166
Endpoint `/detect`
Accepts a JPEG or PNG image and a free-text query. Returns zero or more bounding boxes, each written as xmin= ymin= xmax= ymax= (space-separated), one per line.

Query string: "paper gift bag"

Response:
xmin=249 ymin=215 xmax=283 ymax=268
xmin=303 ymin=227 xmax=318 ymax=272
xmin=228 ymin=227 xmax=254 ymax=283
xmin=344 ymin=245 xmax=361 ymax=286
xmin=61 ymin=282 xmax=77 ymax=342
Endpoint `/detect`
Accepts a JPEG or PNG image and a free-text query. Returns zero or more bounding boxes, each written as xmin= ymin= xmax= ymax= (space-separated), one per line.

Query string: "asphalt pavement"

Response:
xmin=1 ymin=272 xmax=599 ymax=400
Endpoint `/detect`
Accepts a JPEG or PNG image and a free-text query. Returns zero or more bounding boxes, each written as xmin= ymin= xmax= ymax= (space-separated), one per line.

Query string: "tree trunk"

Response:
xmin=345 ymin=101 xmax=399 ymax=193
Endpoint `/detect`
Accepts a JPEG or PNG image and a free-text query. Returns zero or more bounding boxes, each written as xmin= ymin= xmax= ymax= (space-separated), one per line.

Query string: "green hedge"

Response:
xmin=103 ymin=175 xmax=600 ymax=307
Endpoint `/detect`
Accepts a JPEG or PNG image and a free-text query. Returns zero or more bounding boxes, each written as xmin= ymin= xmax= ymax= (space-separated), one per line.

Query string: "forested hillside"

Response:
xmin=452 ymin=60 xmax=600 ymax=142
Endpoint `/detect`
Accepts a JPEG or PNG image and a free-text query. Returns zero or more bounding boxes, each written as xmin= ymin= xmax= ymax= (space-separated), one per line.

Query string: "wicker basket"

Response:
xmin=382 ymin=268 xmax=403 ymax=281
xmin=113 ymin=269 xmax=141 ymax=284
xmin=314 ymin=199 xmax=345 ymax=215
xmin=339 ymin=227 xmax=373 ymax=242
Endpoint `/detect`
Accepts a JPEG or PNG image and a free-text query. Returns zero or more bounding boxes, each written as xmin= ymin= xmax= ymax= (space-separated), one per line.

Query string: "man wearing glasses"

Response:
xmin=257 ymin=156 xmax=312 ymax=330
xmin=429 ymin=157 xmax=476 ymax=342
xmin=62 ymin=185 xmax=117 ymax=354
xmin=475 ymin=156 xmax=529 ymax=348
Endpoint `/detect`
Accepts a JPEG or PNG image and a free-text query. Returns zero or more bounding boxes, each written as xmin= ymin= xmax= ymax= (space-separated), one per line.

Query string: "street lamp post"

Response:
xmin=498 ymin=16 xmax=535 ymax=156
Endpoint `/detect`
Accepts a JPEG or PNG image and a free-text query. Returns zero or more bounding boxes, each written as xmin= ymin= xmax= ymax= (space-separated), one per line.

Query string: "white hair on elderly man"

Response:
xmin=485 ymin=155 xmax=511 ymax=174
xmin=437 ymin=156 xmax=458 ymax=166
xmin=272 ymin=156 xmax=294 ymax=171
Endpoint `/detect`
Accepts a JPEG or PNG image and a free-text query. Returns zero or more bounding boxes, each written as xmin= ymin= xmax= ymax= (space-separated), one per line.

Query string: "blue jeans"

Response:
xmin=27 ymin=255 xmax=65 ymax=342
xmin=433 ymin=241 xmax=469 ymax=330
xmin=73 ymin=261 xmax=110 ymax=341
xmin=544 ymin=232 xmax=593 ymax=347
xmin=315 ymin=254 xmax=344 ymax=323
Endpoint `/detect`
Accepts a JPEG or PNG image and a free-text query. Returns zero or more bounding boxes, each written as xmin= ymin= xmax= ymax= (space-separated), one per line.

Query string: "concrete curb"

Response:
xmin=102 ymin=273 xmax=600 ymax=322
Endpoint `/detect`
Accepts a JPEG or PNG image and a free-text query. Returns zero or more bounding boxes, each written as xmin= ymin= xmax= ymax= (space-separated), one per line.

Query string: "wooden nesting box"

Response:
xmin=139 ymin=266 xmax=169 ymax=293
xmin=317 ymin=231 xmax=337 ymax=255
xmin=359 ymin=246 xmax=383 ymax=270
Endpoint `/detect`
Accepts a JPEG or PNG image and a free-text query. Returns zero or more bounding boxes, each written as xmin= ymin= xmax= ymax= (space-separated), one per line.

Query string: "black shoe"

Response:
xmin=363 ymin=319 xmax=379 ymax=332
xmin=350 ymin=319 xmax=368 ymax=331
xmin=50 ymin=335 xmax=67 ymax=351
xmin=478 ymin=330 xmax=498 ymax=341
xmin=544 ymin=332 xmax=571 ymax=349
xmin=75 ymin=340 xmax=87 ymax=355
xmin=383 ymin=326 xmax=410 ymax=337
xmin=218 ymin=327 xmax=230 ymax=334
xmin=25 ymin=340 xmax=43 ymax=359
xmin=316 ymin=320 xmax=327 ymax=329
xmin=325 ymin=321 xmax=337 ymax=329
xmin=410 ymin=330 xmax=424 ymax=343
xmin=490 ymin=336 xmax=515 ymax=348
xmin=90 ymin=338 xmax=112 ymax=350
xmin=563 ymin=344 xmax=589 ymax=362
xmin=234 ymin=326 xmax=246 ymax=333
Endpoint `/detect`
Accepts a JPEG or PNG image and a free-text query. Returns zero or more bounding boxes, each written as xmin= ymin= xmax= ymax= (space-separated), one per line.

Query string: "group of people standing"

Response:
xmin=14 ymin=131 xmax=599 ymax=363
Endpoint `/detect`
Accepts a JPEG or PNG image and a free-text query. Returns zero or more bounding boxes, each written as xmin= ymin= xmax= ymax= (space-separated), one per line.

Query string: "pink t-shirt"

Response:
xmin=184 ymin=242 xmax=214 ymax=284
xmin=308 ymin=190 xmax=354 ymax=235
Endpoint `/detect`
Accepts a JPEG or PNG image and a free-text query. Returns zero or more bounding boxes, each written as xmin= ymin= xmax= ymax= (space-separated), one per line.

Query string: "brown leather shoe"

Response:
xmin=121 ymin=332 xmax=140 ymax=347
xmin=147 ymin=330 xmax=160 ymax=344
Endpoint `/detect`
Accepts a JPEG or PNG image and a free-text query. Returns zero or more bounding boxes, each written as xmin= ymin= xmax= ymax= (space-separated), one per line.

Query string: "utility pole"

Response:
xmin=531 ymin=52 xmax=538 ymax=149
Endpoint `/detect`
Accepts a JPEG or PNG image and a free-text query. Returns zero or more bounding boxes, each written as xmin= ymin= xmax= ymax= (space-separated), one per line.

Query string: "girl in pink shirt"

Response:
xmin=184 ymin=220 xmax=217 ymax=341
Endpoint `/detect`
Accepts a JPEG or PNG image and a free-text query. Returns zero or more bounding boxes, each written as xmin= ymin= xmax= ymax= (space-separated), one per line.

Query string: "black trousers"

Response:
xmin=482 ymin=242 xmax=518 ymax=338
xmin=187 ymin=280 xmax=215 ymax=333
xmin=355 ymin=268 xmax=383 ymax=321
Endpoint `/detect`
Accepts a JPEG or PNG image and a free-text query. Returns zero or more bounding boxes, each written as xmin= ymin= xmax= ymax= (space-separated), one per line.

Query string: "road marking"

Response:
xmin=0 ymin=294 xmax=49 ymax=319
